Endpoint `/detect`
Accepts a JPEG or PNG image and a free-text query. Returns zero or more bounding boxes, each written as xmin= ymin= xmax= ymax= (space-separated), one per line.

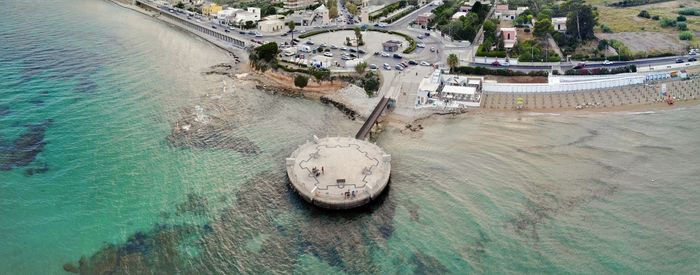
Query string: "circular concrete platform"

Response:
xmin=286 ymin=136 xmax=391 ymax=209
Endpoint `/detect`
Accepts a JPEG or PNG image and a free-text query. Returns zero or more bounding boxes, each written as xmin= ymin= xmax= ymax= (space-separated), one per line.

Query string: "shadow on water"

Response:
xmin=65 ymin=172 xmax=398 ymax=274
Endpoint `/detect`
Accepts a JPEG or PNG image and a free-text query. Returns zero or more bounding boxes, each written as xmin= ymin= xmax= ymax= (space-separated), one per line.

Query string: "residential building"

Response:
xmin=552 ymin=17 xmax=567 ymax=32
xmin=494 ymin=5 xmax=528 ymax=20
xmin=202 ymin=3 xmax=222 ymax=16
xmin=287 ymin=10 xmax=316 ymax=26
xmin=459 ymin=4 xmax=472 ymax=12
xmin=258 ymin=18 xmax=285 ymax=32
xmin=416 ymin=12 xmax=434 ymax=26
xmin=283 ymin=0 xmax=315 ymax=10
xmin=500 ymin=27 xmax=517 ymax=49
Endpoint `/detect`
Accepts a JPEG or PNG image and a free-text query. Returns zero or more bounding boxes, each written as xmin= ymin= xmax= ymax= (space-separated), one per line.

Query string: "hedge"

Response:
xmin=452 ymin=66 xmax=548 ymax=77
xmin=381 ymin=6 xmax=418 ymax=24
xmin=565 ymin=65 xmax=637 ymax=75
xmin=476 ymin=50 xmax=507 ymax=58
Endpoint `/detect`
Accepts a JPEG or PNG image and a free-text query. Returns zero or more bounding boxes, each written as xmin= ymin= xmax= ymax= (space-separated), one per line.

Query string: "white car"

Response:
xmin=420 ymin=61 xmax=431 ymax=66
xmin=340 ymin=46 xmax=348 ymax=51
xmin=417 ymin=43 xmax=426 ymax=48
xmin=603 ymin=60 xmax=613 ymax=65
xmin=381 ymin=52 xmax=391 ymax=57
xmin=383 ymin=63 xmax=391 ymax=70
xmin=330 ymin=45 xmax=338 ymax=49
xmin=323 ymin=52 xmax=333 ymax=57
xmin=255 ymin=32 xmax=262 ymax=37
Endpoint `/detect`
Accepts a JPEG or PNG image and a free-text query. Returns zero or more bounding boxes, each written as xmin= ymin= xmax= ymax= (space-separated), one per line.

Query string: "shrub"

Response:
xmin=678 ymin=8 xmax=700 ymax=16
xmin=652 ymin=15 xmax=660 ymax=20
xmin=660 ymin=18 xmax=677 ymax=27
xmin=677 ymin=22 xmax=688 ymax=30
xmin=638 ymin=10 xmax=651 ymax=18
xmin=679 ymin=31 xmax=694 ymax=40
xmin=601 ymin=24 xmax=612 ymax=33
xmin=677 ymin=15 xmax=687 ymax=21
xmin=294 ymin=74 xmax=309 ymax=89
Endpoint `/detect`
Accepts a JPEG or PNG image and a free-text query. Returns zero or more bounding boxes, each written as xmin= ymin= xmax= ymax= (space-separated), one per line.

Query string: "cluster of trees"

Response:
xmin=678 ymin=7 xmax=700 ymax=16
xmin=436 ymin=2 xmax=490 ymax=41
xmin=517 ymin=0 xmax=597 ymax=55
xmin=660 ymin=17 xmax=689 ymax=31
xmin=477 ymin=20 xmax=507 ymax=57
xmin=249 ymin=42 xmax=279 ymax=72
xmin=370 ymin=0 xmax=411 ymax=21
xmin=608 ymin=0 xmax=671 ymax=8
xmin=514 ymin=40 xmax=561 ymax=62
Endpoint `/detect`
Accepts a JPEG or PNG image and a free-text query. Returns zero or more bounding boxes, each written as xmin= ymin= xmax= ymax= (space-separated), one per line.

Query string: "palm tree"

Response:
xmin=287 ymin=21 xmax=295 ymax=44
xmin=447 ymin=53 xmax=459 ymax=72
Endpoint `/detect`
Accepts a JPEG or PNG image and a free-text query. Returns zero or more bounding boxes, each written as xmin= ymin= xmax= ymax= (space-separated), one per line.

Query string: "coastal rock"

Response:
xmin=320 ymin=96 xmax=359 ymax=120
xmin=1 ymin=119 xmax=52 ymax=171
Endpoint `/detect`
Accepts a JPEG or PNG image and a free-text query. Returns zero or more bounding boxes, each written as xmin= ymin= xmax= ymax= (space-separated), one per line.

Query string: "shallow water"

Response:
xmin=1 ymin=0 xmax=698 ymax=273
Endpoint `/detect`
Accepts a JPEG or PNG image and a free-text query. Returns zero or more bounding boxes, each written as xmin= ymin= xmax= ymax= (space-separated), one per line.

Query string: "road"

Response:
xmin=470 ymin=55 xmax=689 ymax=72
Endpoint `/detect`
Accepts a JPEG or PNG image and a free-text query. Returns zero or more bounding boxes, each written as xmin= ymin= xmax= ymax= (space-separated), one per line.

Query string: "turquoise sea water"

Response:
xmin=1 ymin=0 xmax=698 ymax=273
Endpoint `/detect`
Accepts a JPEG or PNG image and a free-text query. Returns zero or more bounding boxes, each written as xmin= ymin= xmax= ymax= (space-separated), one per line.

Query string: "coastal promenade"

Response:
xmin=134 ymin=0 xmax=246 ymax=50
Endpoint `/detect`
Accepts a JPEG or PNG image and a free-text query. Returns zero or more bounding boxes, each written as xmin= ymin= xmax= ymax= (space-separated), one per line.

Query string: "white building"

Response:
xmin=258 ymin=19 xmax=285 ymax=33
xmin=283 ymin=0 xmax=315 ymax=10
xmin=552 ymin=17 xmax=567 ymax=32
xmin=416 ymin=70 xmax=441 ymax=107
xmin=315 ymin=4 xmax=330 ymax=24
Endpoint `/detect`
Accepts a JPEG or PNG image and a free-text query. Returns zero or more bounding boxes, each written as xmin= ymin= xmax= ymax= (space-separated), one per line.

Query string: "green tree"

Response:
xmin=330 ymin=6 xmax=338 ymax=18
xmin=254 ymin=42 xmax=278 ymax=62
xmin=347 ymin=2 xmax=358 ymax=15
xmin=355 ymin=62 xmax=368 ymax=74
xmin=447 ymin=53 xmax=459 ymax=71
xmin=287 ymin=21 xmax=295 ymax=43
xmin=637 ymin=10 xmax=650 ymax=18
xmin=565 ymin=2 xmax=597 ymax=41
xmin=294 ymin=75 xmax=309 ymax=90
xmin=534 ymin=17 xmax=553 ymax=39
xmin=175 ymin=2 xmax=185 ymax=9
xmin=353 ymin=27 xmax=363 ymax=47
xmin=677 ymin=15 xmax=687 ymax=21
xmin=680 ymin=31 xmax=693 ymax=40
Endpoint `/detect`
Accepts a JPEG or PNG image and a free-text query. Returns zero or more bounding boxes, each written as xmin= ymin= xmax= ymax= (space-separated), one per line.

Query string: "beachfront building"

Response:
xmin=258 ymin=18 xmax=285 ymax=33
xmin=202 ymin=3 xmax=222 ymax=17
xmin=416 ymin=70 xmax=441 ymax=107
xmin=439 ymin=74 xmax=483 ymax=107
xmin=500 ymin=27 xmax=517 ymax=49
xmin=416 ymin=12 xmax=434 ymax=26
xmin=552 ymin=17 xmax=567 ymax=32
xmin=283 ymin=0 xmax=315 ymax=10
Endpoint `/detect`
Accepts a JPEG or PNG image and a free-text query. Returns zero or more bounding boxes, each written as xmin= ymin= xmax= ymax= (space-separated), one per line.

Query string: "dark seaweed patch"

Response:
xmin=412 ymin=252 xmax=449 ymax=274
xmin=167 ymin=107 xmax=260 ymax=155
xmin=0 ymin=106 xmax=9 ymax=116
xmin=74 ymin=78 xmax=98 ymax=93
xmin=1 ymin=119 xmax=51 ymax=171
xmin=28 ymin=99 xmax=44 ymax=106
xmin=176 ymin=193 xmax=209 ymax=216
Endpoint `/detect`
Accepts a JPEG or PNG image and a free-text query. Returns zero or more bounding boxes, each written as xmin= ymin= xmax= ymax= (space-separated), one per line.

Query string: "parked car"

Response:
xmin=430 ymin=47 xmax=435 ymax=52
xmin=358 ymin=49 xmax=366 ymax=54
xmin=369 ymin=64 xmax=378 ymax=70
xmin=331 ymin=45 xmax=338 ymax=49
xmin=305 ymin=40 xmax=314 ymax=45
xmin=424 ymin=32 xmax=431 ymax=37
xmin=417 ymin=35 xmax=424 ymax=39
xmin=293 ymin=38 xmax=300 ymax=43
xmin=239 ymin=31 xmax=247 ymax=34
xmin=393 ymin=53 xmax=402 ymax=59
xmin=408 ymin=60 xmax=418 ymax=65
xmin=491 ymin=60 xmax=501 ymax=66
xmin=373 ymin=52 xmax=380 ymax=56
xmin=248 ymin=31 xmax=256 ymax=35
xmin=341 ymin=46 xmax=348 ymax=51
xmin=401 ymin=62 xmax=409 ymax=67
xmin=676 ymin=58 xmax=685 ymax=63
xmin=383 ymin=63 xmax=391 ymax=70
xmin=417 ymin=43 xmax=426 ymax=48
xmin=323 ymin=52 xmax=334 ymax=57
xmin=224 ymin=29 xmax=230 ymax=32
xmin=603 ymin=60 xmax=613 ymax=65
xmin=420 ymin=61 xmax=431 ymax=66
xmin=381 ymin=52 xmax=391 ymax=57
xmin=395 ymin=64 xmax=404 ymax=70
xmin=573 ymin=62 xmax=586 ymax=69
xmin=349 ymin=48 xmax=357 ymax=53
xmin=255 ymin=32 xmax=262 ymax=37
xmin=211 ymin=25 xmax=217 ymax=29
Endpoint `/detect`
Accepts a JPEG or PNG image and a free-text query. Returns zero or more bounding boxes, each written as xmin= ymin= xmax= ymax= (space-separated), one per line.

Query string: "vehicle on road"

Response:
xmin=341 ymin=46 xmax=348 ymax=51
xmin=255 ymin=32 xmax=262 ymax=37
xmin=689 ymin=57 xmax=697 ymax=62
xmin=689 ymin=49 xmax=697 ymax=55
xmin=369 ymin=64 xmax=378 ymax=70
xmin=381 ymin=52 xmax=390 ymax=57
xmin=323 ymin=52 xmax=333 ymax=57
xmin=224 ymin=29 xmax=230 ymax=32
xmin=676 ymin=58 xmax=685 ymax=63
xmin=358 ymin=49 xmax=366 ymax=54
xmin=417 ymin=43 xmax=426 ymax=48
xmin=491 ymin=60 xmax=501 ymax=66
xmin=420 ymin=61 xmax=431 ymax=66
xmin=408 ymin=60 xmax=418 ymax=65
xmin=239 ymin=31 xmax=246 ymax=34
xmin=248 ymin=31 xmax=256 ymax=35
xmin=211 ymin=25 xmax=217 ymax=29
xmin=293 ymin=38 xmax=300 ymax=43
xmin=603 ymin=60 xmax=613 ymax=65
xmin=305 ymin=40 xmax=314 ymax=45
xmin=393 ymin=53 xmax=402 ymax=59
xmin=573 ymin=62 xmax=586 ymax=69
xmin=417 ymin=35 xmax=424 ymax=39
xmin=281 ymin=32 xmax=288 ymax=36
xmin=383 ymin=63 xmax=391 ymax=70
xmin=331 ymin=45 xmax=338 ymax=49
xmin=374 ymin=52 xmax=380 ymax=56
xmin=424 ymin=32 xmax=431 ymax=37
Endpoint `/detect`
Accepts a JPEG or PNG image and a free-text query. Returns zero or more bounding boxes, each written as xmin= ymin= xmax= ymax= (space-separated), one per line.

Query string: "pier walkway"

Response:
xmin=355 ymin=97 xmax=389 ymax=140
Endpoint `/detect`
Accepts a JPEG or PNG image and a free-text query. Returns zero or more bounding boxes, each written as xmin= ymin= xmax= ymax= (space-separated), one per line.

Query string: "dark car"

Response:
xmin=211 ymin=25 xmax=217 ymax=29
xmin=358 ymin=49 xmax=366 ymax=54
xmin=239 ymin=31 xmax=246 ymax=34
xmin=689 ymin=57 xmax=697 ymax=62
xmin=424 ymin=32 xmax=431 ymax=37
xmin=393 ymin=53 xmax=402 ymax=59
xmin=676 ymin=58 xmax=685 ymax=63
xmin=224 ymin=29 xmax=230 ymax=32
xmin=349 ymin=48 xmax=357 ymax=53
xmin=491 ymin=60 xmax=501 ymax=66
xmin=293 ymin=38 xmax=300 ymax=43
xmin=373 ymin=52 xmax=380 ymax=56
xmin=281 ymin=32 xmax=288 ymax=36
xmin=573 ymin=62 xmax=586 ymax=69
xmin=408 ymin=60 xmax=418 ymax=65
